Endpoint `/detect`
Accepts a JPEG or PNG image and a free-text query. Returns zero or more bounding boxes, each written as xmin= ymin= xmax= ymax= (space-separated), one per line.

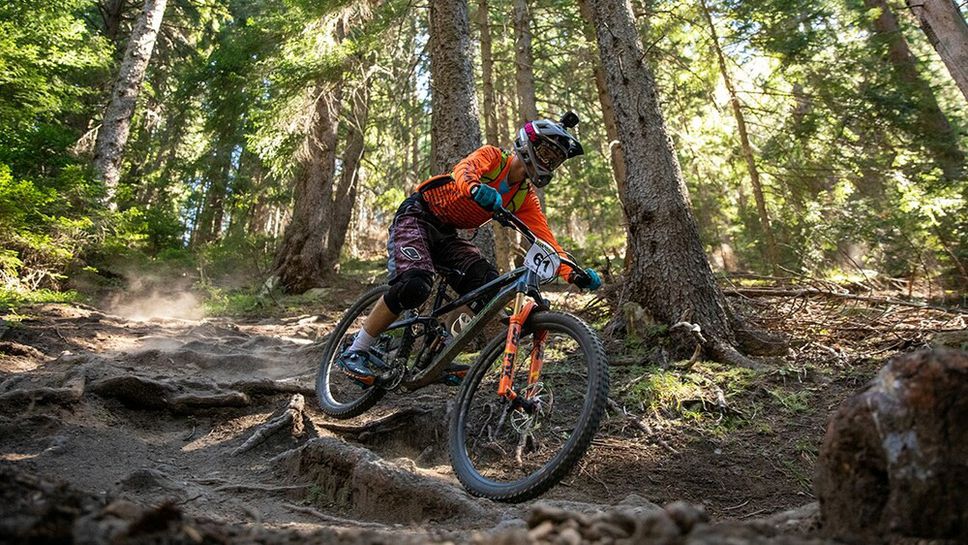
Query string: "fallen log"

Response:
xmin=725 ymin=287 xmax=965 ymax=313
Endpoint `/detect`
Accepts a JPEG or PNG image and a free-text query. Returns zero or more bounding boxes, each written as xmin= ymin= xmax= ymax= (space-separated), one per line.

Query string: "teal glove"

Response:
xmin=571 ymin=268 xmax=602 ymax=290
xmin=470 ymin=183 xmax=502 ymax=212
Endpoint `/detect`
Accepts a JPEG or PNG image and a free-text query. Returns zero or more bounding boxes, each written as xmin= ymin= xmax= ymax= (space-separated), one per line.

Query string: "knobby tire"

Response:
xmin=448 ymin=311 xmax=609 ymax=502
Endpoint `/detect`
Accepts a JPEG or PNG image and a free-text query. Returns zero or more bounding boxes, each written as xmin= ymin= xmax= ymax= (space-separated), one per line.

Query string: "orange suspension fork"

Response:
xmin=497 ymin=293 xmax=538 ymax=399
xmin=527 ymin=329 xmax=548 ymax=390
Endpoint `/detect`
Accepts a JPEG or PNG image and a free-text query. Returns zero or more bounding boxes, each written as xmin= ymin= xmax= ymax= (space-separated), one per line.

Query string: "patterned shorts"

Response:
xmin=386 ymin=194 xmax=485 ymax=285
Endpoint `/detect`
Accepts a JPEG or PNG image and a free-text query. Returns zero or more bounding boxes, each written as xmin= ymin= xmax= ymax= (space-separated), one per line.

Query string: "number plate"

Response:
xmin=525 ymin=240 xmax=561 ymax=282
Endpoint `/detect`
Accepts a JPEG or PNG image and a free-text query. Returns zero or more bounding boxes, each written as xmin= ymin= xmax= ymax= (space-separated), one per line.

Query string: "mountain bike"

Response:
xmin=315 ymin=207 xmax=609 ymax=502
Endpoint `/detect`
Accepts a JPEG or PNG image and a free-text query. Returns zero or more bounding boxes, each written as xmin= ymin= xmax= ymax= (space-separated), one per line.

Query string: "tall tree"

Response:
xmin=577 ymin=0 xmax=626 ymax=203
xmin=326 ymin=83 xmax=370 ymax=270
xmin=479 ymin=0 xmax=499 ymax=147
xmin=429 ymin=0 xmax=496 ymax=264
xmin=93 ymin=0 xmax=168 ymax=206
xmin=512 ymin=0 xmax=545 ymax=207
xmin=699 ymin=0 xmax=779 ymax=272
xmin=513 ymin=0 xmax=539 ymax=125
xmin=479 ymin=0 xmax=516 ymax=271
xmin=862 ymin=0 xmax=963 ymax=180
xmin=270 ymin=78 xmax=344 ymax=292
xmin=585 ymin=0 xmax=766 ymax=366
xmin=906 ymin=0 xmax=968 ymax=102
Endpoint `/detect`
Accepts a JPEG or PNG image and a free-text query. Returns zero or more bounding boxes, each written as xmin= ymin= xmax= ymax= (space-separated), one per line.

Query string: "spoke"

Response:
xmin=460 ymin=326 xmax=591 ymax=485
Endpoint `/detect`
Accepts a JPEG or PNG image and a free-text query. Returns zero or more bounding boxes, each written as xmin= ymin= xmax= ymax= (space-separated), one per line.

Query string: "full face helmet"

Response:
xmin=513 ymin=111 xmax=584 ymax=187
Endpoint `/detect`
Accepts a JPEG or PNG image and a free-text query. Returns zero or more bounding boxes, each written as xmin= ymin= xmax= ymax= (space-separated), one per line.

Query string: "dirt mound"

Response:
xmin=0 ymin=464 xmax=444 ymax=545
xmin=283 ymin=436 xmax=506 ymax=525
xmin=478 ymin=501 xmax=832 ymax=544
xmin=0 ymin=312 xmax=320 ymax=416
xmin=815 ymin=348 xmax=968 ymax=542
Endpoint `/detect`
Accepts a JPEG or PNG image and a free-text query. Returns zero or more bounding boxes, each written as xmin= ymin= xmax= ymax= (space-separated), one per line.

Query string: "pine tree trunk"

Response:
xmin=99 ymin=0 xmax=128 ymax=45
xmin=479 ymin=0 xmax=515 ymax=272
xmin=906 ymin=0 xmax=968 ymax=102
xmin=270 ymin=82 xmax=343 ymax=292
xmin=576 ymin=0 xmax=627 ymax=202
xmin=863 ymin=0 xmax=964 ymax=180
xmin=325 ymin=86 xmax=370 ymax=272
xmin=192 ymin=141 xmax=233 ymax=247
xmin=512 ymin=0 xmax=545 ymax=207
xmin=479 ymin=0 xmax=499 ymax=147
xmin=93 ymin=0 xmax=168 ymax=208
xmin=585 ymin=0 xmax=760 ymax=366
xmin=428 ymin=0 xmax=496 ymax=265
xmin=700 ymin=0 xmax=779 ymax=274
xmin=513 ymin=0 xmax=539 ymax=124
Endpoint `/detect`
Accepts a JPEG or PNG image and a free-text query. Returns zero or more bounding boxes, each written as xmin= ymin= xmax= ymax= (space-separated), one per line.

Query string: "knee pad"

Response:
xmin=385 ymin=270 xmax=434 ymax=314
xmin=454 ymin=260 xmax=499 ymax=313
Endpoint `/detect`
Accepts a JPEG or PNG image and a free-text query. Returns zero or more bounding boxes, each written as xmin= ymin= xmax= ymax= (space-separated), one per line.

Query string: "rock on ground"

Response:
xmin=814 ymin=348 xmax=968 ymax=542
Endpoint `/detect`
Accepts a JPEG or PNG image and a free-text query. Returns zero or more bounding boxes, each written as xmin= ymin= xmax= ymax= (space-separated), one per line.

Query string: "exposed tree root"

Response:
xmin=606 ymin=398 xmax=679 ymax=454
xmin=283 ymin=437 xmax=493 ymax=524
xmin=170 ymin=391 xmax=249 ymax=411
xmin=318 ymin=407 xmax=431 ymax=439
xmin=228 ymin=378 xmax=315 ymax=397
xmin=706 ymin=340 xmax=763 ymax=370
xmin=231 ymin=394 xmax=305 ymax=456
xmin=89 ymin=374 xmax=251 ymax=412
xmin=282 ymin=502 xmax=390 ymax=529
xmin=0 ymin=374 xmax=85 ymax=409
xmin=212 ymin=483 xmax=309 ymax=493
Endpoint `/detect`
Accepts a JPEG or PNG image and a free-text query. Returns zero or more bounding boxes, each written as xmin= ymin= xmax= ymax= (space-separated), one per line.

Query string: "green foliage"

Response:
xmin=623 ymin=362 xmax=757 ymax=422
xmin=0 ymin=0 xmax=965 ymax=302
xmin=201 ymin=287 xmax=266 ymax=316
xmin=0 ymin=0 xmax=110 ymax=176
xmin=0 ymin=287 xmax=83 ymax=312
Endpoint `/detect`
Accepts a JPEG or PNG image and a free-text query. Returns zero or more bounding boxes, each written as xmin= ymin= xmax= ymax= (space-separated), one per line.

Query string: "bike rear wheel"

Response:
xmin=315 ymin=286 xmax=389 ymax=418
xmin=448 ymin=311 xmax=609 ymax=502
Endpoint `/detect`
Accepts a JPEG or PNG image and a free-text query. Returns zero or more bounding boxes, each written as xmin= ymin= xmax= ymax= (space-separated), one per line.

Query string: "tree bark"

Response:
xmin=863 ymin=0 xmax=964 ymax=180
xmin=699 ymin=0 xmax=779 ymax=274
xmin=93 ymin=0 xmax=168 ymax=208
xmin=906 ymin=0 xmax=968 ymax=103
xmin=584 ymin=0 xmax=760 ymax=366
xmin=192 ymin=141 xmax=233 ymax=247
xmin=270 ymin=81 xmax=344 ymax=292
xmin=325 ymin=85 xmax=370 ymax=271
xmin=98 ymin=0 xmax=128 ymax=45
xmin=429 ymin=0 xmax=496 ymax=264
xmin=577 ymin=0 xmax=627 ymax=203
xmin=479 ymin=0 xmax=516 ymax=272
xmin=513 ymin=0 xmax=539 ymax=125
xmin=512 ymin=0 xmax=545 ymax=207
xmin=479 ymin=0 xmax=499 ymax=147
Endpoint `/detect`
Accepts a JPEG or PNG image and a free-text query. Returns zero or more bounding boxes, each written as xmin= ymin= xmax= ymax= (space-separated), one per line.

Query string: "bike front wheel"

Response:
xmin=448 ymin=311 xmax=609 ymax=502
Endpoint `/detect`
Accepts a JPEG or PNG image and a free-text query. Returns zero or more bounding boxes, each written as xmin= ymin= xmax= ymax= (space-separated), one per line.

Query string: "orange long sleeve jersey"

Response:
xmin=415 ymin=145 xmax=574 ymax=279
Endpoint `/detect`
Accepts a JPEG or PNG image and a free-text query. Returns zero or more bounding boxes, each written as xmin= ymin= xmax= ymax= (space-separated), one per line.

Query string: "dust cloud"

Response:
xmin=104 ymin=276 xmax=204 ymax=321
xmin=107 ymin=291 xmax=204 ymax=321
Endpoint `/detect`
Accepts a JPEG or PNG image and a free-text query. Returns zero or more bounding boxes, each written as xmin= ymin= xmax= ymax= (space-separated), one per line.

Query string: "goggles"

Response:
xmin=533 ymin=139 xmax=566 ymax=171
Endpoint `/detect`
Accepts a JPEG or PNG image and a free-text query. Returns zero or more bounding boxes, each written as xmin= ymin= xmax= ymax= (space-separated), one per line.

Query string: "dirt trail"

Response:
xmin=2 ymin=292 xmax=931 ymax=542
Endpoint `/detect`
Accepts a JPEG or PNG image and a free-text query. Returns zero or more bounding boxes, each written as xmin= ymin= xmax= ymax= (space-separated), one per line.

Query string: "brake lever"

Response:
xmin=492 ymin=207 xmax=513 ymax=226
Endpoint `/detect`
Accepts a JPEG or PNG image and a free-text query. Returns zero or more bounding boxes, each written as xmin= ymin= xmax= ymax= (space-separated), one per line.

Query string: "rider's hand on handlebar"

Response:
xmin=569 ymin=268 xmax=602 ymax=290
xmin=470 ymin=183 xmax=502 ymax=212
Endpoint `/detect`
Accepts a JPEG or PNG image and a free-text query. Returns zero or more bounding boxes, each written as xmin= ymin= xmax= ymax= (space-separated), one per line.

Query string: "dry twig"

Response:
xmin=231 ymin=394 xmax=306 ymax=456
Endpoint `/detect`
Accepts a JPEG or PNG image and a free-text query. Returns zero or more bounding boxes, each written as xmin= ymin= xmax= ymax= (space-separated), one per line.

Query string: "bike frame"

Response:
xmin=380 ymin=207 xmax=584 ymax=400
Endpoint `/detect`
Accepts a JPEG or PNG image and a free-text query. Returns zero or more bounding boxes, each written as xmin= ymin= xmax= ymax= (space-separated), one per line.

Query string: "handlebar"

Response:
xmin=491 ymin=207 xmax=585 ymax=280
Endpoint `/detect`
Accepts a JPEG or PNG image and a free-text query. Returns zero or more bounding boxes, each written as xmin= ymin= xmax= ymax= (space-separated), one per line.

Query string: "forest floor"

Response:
xmin=1 ymin=267 xmax=965 ymax=543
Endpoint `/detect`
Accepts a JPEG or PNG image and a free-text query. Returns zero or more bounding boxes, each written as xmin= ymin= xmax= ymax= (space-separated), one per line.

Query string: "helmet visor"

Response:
xmin=533 ymin=139 xmax=566 ymax=171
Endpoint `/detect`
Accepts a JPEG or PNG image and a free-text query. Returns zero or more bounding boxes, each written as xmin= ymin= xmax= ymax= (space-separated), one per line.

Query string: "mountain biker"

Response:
xmin=338 ymin=113 xmax=602 ymax=387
